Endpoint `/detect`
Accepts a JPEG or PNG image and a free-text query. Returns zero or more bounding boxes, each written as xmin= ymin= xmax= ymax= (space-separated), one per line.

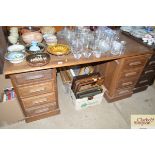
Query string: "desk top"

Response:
xmin=4 ymin=32 xmax=153 ymax=75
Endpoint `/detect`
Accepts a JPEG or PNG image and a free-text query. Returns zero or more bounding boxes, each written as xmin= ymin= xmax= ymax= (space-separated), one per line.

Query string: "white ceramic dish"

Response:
xmin=7 ymin=44 xmax=25 ymax=52
xmin=5 ymin=51 xmax=25 ymax=63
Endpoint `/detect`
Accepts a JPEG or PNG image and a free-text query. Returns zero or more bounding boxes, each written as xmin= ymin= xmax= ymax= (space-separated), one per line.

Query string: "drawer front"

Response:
xmin=120 ymin=68 xmax=142 ymax=80
xmin=123 ymin=55 xmax=149 ymax=70
xmin=141 ymin=67 xmax=155 ymax=78
xmin=18 ymin=81 xmax=55 ymax=98
xmin=22 ymin=92 xmax=56 ymax=108
xmin=12 ymin=69 xmax=55 ymax=86
xmin=151 ymin=53 xmax=155 ymax=60
xmin=25 ymin=102 xmax=58 ymax=117
xmin=117 ymin=78 xmax=137 ymax=89
xmin=136 ymin=75 xmax=155 ymax=87
xmin=133 ymin=85 xmax=148 ymax=93
xmin=147 ymin=60 xmax=155 ymax=67
xmin=114 ymin=87 xmax=133 ymax=97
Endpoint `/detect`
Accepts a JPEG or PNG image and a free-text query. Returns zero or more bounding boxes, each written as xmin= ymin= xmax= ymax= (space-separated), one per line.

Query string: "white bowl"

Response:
xmin=5 ymin=51 xmax=25 ymax=64
xmin=8 ymin=44 xmax=25 ymax=52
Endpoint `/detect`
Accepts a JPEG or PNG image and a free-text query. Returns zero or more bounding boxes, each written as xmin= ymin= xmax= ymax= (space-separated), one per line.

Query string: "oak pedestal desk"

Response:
xmin=4 ymin=33 xmax=153 ymax=122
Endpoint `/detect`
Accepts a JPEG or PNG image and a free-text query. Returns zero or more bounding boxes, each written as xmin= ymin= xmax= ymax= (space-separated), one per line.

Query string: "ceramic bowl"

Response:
xmin=8 ymin=44 xmax=25 ymax=53
xmin=26 ymin=53 xmax=50 ymax=67
xmin=22 ymin=32 xmax=43 ymax=44
xmin=40 ymin=26 xmax=56 ymax=35
xmin=5 ymin=51 xmax=25 ymax=63
xmin=43 ymin=34 xmax=57 ymax=45
xmin=20 ymin=26 xmax=40 ymax=34
xmin=25 ymin=43 xmax=45 ymax=54
xmin=47 ymin=44 xmax=71 ymax=55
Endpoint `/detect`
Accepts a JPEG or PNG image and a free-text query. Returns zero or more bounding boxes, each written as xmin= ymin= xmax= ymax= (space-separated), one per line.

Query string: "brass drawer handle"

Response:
xmin=26 ymin=75 xmax=44 ymax=80
xmin=122 ymin=81 xmax=133 ymax=86
xmin=34 ymin=108 xmax=49 ymax=114
xmin=144 ymin=70 xmax=154 ymax=74
xmin=149 ymin=61 xmax=155 ymax=65
xmin=125 ymin=72 xmax=137 ymax=77
xmin=129 ymin=61 xmax=142 ymax=66
xmin=26 ymin=103 xmax=54 ymax=111
xmin=32 ymin=98 xmax=48 ymax=105
xmin=118 ymin=90 xmax=130 ymax=95
xmin=139 ymin=80 xmax=148 ymax=84
xmin=30 ymin=87 xmax=45 ymax=93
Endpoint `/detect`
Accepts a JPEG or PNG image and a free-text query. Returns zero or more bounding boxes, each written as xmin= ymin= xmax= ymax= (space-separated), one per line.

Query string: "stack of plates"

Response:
xmin=130 ymin=29 xmax=147 ymax=38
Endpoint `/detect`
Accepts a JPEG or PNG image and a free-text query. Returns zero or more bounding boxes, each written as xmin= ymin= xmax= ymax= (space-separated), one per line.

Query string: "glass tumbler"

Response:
xmin=71 ymin=38 xmax=83 ymax=59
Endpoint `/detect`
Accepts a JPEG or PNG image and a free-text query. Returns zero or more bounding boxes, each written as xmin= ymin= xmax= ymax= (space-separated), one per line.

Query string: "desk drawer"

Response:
xmin=12 ymin=69 xmax=55 ymax=86
xmin=120 ymin=68 xmax=142 ymax=80
xmin=123 ymin=55 xmax=149 ymax=70
xmin=18 ymin=81 xmax=55 ymax=98
xmin=114 ymin=87 xmax=133 ymax=96
xmin=22 ymin=92 xmax=56 ymax=108
xmin=141 ymin=67 xmax=155 ymax=77
xmin=136 ymin=79 xmax=149 ymax=87
xmin=147 ymin=60 xmax=155 ymax=67
xmin=135 ymin=75 xmax=155 ymax=87
xmin=117 ymin=77 xmax=137 ymax=89
xmin=25 ymin=102 xmax=58 ymax=117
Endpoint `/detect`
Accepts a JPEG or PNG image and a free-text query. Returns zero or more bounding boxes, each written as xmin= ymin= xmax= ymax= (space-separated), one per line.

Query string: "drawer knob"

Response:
xmin=122 ymin=81 xmax=133 ymax=86
xmin=149 ymin=61 xmax=155 ymax=65
xmin=32 ymin=98 xmax=48 ymax=105
xmin=129 ymin=61 xmax=141 ymax=66
xmin=139 ymin=80 xmax=148 ymax=84
xmin=118 ymin=90 xmax=130 ymax=95
xmin=30 ymin=87 xmax=45 ymax=93
xmin=125 ymin=72 xmax=137 ymax=77
xmin=34 ymin=108 xmax=49 ymax=114
xmin=26 ymin=75 xmax=44 ymax=80
xmin=144 ymin=70 xmax=154 ymax=74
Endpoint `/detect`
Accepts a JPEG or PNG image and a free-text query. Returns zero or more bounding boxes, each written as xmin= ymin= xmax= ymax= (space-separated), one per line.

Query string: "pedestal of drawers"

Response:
xmin=133 ymin=53 xmax=155 ymax=93
xmin=104 ymin=54 xmax=151 ymax=102
xmin=10 ymin=68 xmax=60 ymax=123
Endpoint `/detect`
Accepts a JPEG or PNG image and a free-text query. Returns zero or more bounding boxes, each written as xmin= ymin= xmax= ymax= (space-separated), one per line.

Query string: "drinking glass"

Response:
xmin=83 ymin=49 xmax=92 ymax=58
xmin=72 ymin=48 xmax=82 ymax=59
xmin=71 ymin=38 xmax=83 ymax=59
xmin=99 ymin=39 xmax=111 ymax=53
xmin=93 ymin=50 xmax=102 ymax=58
xmin=111 ymin=41 xmax=126 ymax=55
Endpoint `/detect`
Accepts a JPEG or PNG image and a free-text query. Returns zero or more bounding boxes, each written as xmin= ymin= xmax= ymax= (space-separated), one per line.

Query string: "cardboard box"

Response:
xmin=70 ymin=88 xmax=103 ymax=110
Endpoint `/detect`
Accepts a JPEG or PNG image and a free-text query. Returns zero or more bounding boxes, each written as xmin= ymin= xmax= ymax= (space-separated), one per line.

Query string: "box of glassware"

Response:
xmin=69 ymin=88 xmax=104 ymax=110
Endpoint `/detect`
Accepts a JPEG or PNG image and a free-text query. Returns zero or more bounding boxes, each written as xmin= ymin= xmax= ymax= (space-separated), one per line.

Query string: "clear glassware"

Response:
xmin=72 ymin=49 xmax=82 ymax=59
xmin=111 ymin=41 xmax=126 ymax=55
xmin=99 ymin=39 xmax=111 ymax=53
xmin=83 ymin=49 xmax=92 ymax=58
xmin=71 ymin=38 xmax=83 ymax=59
xmin=93 ymin=50 xmax=102 ymax=58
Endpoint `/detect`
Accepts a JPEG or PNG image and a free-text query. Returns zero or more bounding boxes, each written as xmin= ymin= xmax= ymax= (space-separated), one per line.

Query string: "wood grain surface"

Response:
xmin=4 ymin=32 xmax=153 ymax=75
